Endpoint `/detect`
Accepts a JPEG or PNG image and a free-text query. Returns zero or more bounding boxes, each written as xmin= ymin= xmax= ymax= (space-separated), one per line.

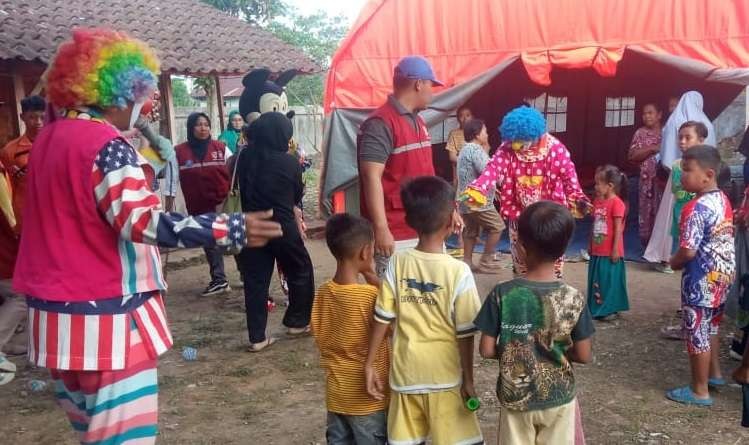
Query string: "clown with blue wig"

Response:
xmin=462 ymin=106 xmax=591 ymax=277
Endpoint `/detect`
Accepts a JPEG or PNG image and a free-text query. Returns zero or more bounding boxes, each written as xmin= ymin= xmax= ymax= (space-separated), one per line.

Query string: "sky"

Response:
xmin=286 ymin=0 xmax=368 ymax=25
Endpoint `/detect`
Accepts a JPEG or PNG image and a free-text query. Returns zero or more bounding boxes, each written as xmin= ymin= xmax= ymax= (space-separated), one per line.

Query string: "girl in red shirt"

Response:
xmin=588 ymin=165 xmax=630 ymax=320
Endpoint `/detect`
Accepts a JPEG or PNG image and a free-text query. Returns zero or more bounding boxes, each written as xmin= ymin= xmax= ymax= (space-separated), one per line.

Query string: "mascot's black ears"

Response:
xmin=239 ymin=68 xmax=299 ymax=122
xmin=286 ymin=110 xmax=295 ymax=119
xmin=242 ymin=68 xmax=271 ymax=89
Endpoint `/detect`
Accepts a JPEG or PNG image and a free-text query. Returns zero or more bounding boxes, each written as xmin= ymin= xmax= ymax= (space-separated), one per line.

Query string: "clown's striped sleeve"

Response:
xmin=91 ymin=138 xmax=246 ymax=250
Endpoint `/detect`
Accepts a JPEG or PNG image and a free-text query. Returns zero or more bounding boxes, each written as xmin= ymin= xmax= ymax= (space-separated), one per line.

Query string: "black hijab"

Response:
xmin=239 ymin=112 xmax=294 ymax=199
xmin=186 ymin=112 xmax=211 ymax=160
xmin=252 ymin=111 xmax=293 ymax=153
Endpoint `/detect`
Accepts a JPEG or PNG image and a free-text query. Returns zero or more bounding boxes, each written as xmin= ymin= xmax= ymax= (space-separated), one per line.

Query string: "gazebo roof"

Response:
xmin=0 ymin=0 xmax=319 ymax=76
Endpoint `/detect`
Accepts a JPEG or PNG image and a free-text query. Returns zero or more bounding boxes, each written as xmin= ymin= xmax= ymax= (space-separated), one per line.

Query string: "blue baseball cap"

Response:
xmin=394 ymin=56 xmax=444 ymax=86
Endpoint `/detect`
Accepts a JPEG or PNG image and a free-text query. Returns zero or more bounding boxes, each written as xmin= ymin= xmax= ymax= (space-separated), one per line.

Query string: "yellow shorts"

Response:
xmin=388 ymin=388 xmax=483 ymax=445
xmin=498 ymin=399 xmax=575 ymax=445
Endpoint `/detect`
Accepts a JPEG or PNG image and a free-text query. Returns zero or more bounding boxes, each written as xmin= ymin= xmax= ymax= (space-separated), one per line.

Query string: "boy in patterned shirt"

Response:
xmin=365 ymin=176 xmax=483 ymax=445
xmin=667 ymin=145 xmax=735 ymax=406
xmin=475 ymin=201 xmax=595 ymax=444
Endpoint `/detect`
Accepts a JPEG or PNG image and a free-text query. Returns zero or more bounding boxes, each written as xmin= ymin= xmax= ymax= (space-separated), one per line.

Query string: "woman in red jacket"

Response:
xmin=175 ymin=113 xmax=232 ymax=296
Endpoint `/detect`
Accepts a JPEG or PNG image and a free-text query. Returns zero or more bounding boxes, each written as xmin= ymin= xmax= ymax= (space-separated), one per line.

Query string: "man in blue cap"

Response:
xmin=357 ymin=55 xmax=444 ymax=275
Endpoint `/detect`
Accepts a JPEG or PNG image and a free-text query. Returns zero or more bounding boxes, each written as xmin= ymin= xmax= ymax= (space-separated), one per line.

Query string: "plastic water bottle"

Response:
xmin=182 ymin=347 xmax=198 ymax=361
xmin=465 ymin=396 xmax=480 ymax=411
xmin=28 ymin=379 xmax=47 ymax=392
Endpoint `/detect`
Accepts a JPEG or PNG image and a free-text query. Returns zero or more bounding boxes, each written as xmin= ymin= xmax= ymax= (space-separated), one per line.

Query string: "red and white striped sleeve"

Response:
xmin=91 ymin=138 xmax=246 ymax=249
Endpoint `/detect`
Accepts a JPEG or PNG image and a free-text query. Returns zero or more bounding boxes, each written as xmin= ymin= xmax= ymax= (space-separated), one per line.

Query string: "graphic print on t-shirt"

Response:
xmin=401 ymin=278 xmax=442 ymax=305
xmin=592 ymin=206 xmax=608 ymax=245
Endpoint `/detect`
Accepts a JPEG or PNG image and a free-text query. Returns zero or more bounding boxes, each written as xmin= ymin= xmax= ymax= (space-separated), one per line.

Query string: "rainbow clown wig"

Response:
xmin=46 ymin=28 xmax=160 ymax=109
xmin=499 ymin=106 xmax=547 ymax=142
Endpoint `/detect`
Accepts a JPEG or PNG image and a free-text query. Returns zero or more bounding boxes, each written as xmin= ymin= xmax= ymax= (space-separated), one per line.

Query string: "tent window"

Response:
xmin=605 ymin=96 xmax=636 ymax=128
xmin=525 ymin=93 xmax=567 ymax=133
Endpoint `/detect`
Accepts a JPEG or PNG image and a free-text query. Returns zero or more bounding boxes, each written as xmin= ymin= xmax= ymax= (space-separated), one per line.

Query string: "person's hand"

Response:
xmin=10 ymin=165 xmax=26 ymax=179
xmin=576 ymin=199 xmax=593 ymax=217
xmin=733 ymin=364 xmax=749 ymax=385
xmin=361 ymin=259 xmax=380 ymax=287
xmin=460 ymin=380 xmax=477 ymax=401
xmin=365 ymin=364 xmax=386 ymax=400
xmin=610 ymin=252 xmax=620 ymax=263
xmin=294 ymin=206 xmax=307 ymax=241
xmin=244 ymin=210 xmax=283 ymax=247
xmin=374 ymin=225 xmax=394 ymax=257
xmin=451 ymin=209 xmax=464 ymax=235
xmin=163 ymin=196 xmax=175 ymax=213
xmin=133 ymin=115 xmax=149 ymax=131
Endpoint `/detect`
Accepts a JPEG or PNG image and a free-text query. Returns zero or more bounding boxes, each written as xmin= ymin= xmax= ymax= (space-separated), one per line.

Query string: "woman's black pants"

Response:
xmin=240 ymin=233 xmax=314 ymax=344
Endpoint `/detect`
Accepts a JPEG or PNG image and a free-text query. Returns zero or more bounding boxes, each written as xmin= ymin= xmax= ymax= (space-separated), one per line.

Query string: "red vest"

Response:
xmin=358 ymin=100 xmax=435 ymax=240
xmin=14 ymin=119 xmax=127 ymax=301
xmin=175 ymin=140 xmax=230 ymax=214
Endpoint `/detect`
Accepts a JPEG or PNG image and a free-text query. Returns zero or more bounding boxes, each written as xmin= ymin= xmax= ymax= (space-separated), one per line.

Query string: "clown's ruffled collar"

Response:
xmin=61 ymin=106 xmax=108 ymax=124
xmin=505 ymin=133 xmax=552 ymax=162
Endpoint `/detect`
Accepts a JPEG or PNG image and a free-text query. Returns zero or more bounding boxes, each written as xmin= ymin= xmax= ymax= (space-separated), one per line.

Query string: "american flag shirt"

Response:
xmin=28 ymin=129 xmax=247 ymax=371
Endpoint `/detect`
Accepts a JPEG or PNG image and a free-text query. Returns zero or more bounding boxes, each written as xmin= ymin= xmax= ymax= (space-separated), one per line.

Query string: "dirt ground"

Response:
xmin=3 ymin=239 xmax=749 ymax=445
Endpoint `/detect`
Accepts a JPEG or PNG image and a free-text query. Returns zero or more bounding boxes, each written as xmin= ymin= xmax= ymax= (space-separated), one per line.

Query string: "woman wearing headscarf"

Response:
xmin=238 ymin=112 xmax=314 ymax=352
xmin=219 ymin=109 xmax=244 ymax=155
xmin=175 ymin=112 xmax=231 ymax=296
xmin=645 ymin=91 xmax=716 ymax=269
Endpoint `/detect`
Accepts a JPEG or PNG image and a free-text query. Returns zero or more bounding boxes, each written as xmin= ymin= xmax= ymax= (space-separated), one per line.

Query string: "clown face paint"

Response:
xmin=129 ymin=101 xmax=145 ymax=130
xmin=511 ymin=140 xmax=533 ymax=152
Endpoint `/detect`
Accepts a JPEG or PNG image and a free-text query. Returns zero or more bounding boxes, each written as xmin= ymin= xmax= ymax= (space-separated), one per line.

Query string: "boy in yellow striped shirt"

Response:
xmin=311 ymin=213 xmax=390 ymax=444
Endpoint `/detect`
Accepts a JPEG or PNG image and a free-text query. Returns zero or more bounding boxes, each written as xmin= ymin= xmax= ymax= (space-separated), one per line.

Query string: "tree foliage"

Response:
xmin=267 ymin=10 xmax=349 ymax=106
xmin=171 ymin=78 xmax=194 ymax=107
xmin=201 ymin=0 xmax=350 ymax=106
xmin=201 ymin=0 xmax=288 ymax=25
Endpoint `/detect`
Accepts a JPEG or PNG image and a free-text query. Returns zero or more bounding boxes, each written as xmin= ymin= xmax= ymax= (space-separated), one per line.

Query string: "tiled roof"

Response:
xmin=0 ymin=0 xmax=319 ymax=76
xmin=219 ymin=76 xmax=244 ymax=97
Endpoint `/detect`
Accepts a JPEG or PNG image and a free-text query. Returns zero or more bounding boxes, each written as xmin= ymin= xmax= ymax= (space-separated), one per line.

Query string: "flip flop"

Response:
xmin=0 ymin=371 xmax=14 ymax=386
xmin=0 ymin=355 xmax=16 ymax=373
xmin=708 ymin=378 xmax=726 ymax=388
xmin=248 ymin=337 xmax=277 ymax=353
xmin=665 ymin=386 xmax=713 ymax=406
xmin=287 ymin=326 xmax=311 ymax=336
xmin=660 ymin=325 xmax=683 ymax=340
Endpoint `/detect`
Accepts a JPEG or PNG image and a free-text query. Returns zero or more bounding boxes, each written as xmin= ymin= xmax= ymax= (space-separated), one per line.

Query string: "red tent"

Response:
xmin=321 ymin=0 xmax=749 ymax=211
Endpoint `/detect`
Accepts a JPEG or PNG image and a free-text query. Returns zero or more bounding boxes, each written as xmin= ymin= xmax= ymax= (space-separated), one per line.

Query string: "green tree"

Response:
xmin=171 ymin=78 xmax=194 ymax=107
xmin=201 ymin=0 xmax=349 ymax=106
xmin=267 ymin=10 xmax=348 ymax=106
xmin=201 ymin=0 xmax=287 ymax=25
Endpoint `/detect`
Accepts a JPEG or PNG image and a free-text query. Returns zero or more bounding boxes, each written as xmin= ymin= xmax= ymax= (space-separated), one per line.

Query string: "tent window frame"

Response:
xmin=605 ymin=96 xmax=636 ymax=128
xmin=525 ymin=93 xmax=568 ymax=133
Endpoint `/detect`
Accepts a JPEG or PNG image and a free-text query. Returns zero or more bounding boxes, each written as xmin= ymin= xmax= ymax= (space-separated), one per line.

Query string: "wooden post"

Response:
xmin=214 ymin=75 xmax=225 ymax=132
xmin=11 ymin=63 xmax=26 ymax=137
xmin=159 ymin=72 xmax=177 ymax=142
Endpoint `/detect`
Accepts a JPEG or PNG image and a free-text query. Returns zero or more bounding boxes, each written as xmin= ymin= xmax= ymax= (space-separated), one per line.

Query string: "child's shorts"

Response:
xmin=462 ymin=209 xmax=504 ymax=239
xmin=682 ymin=304 xmax=725 ymax=355
xmin=388 ymin=387 xmax=483 ymax=445
xmin=498 ymin=399 xmax=575 ymax=445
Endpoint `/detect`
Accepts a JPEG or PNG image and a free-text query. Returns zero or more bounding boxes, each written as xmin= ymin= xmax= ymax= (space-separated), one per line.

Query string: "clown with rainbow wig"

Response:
xmin=12 ymin=29 xmax=282 ymax=444
xmin=461 ymin=106 xmax=591 ymax=278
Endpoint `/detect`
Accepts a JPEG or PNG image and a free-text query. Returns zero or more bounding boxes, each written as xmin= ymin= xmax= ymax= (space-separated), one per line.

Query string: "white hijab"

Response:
xmin=659 ymin=91 xmax=716 ymax=168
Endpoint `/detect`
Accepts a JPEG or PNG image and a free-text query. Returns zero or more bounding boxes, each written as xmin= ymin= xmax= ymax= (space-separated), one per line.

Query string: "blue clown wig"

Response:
xmin=499 ymin=106 xmax=547 ymax=142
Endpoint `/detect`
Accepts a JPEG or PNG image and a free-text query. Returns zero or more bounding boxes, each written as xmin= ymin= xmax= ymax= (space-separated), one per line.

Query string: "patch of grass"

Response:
xmin=224 ymin=366 xmax=253 ymax=378
xmin=173 ymin=315 xmax=236 ymax=349
xmin=277 ymin=350 xmax=306 ymax=374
